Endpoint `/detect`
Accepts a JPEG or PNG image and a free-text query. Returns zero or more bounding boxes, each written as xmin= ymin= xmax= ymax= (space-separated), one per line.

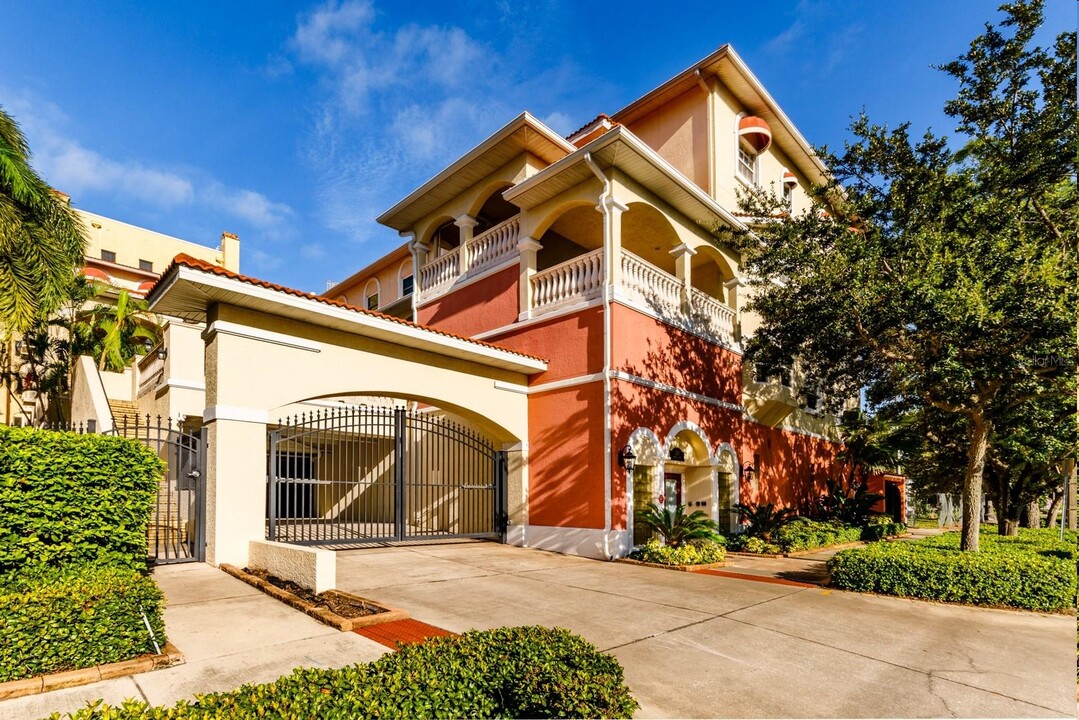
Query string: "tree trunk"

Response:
xmin=960 ymin=413 xmax=991 ymax=551
xmin=1045 ymin=490 xmax=1063 ymax=529
xmin=1022 ymin=500 xmax=1041 ymax=529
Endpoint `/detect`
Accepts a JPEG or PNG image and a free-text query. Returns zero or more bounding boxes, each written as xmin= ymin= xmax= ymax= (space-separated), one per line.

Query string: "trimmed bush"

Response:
xmin=0 ymin=426 xmax=165 ymax=578
xmin=727 ymin=536 xmax=781 ymax=554
xmin=773 ymin=519 xmax=864 ymax=551
xmin=52 ymin=626 xmax=638 ymax=719
xmin=631 ymin=538 xmax=725 ymax=565
xmin=828 ymin=527 xmax=1076 ymax=612
xmin=0 ymin=564 xmax=166 ymax=681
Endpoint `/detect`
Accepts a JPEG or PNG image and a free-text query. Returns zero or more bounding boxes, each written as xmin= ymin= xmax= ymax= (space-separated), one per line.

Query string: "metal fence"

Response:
xmin=268 ymin=406 xmax=507 ymax=546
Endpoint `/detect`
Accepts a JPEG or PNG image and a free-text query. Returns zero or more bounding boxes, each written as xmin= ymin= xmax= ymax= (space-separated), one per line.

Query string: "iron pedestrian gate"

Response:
xmin=267 ymin=406 xmax=507 ymax=546
xmin=112 ymin=416 xmax=207 ymax=564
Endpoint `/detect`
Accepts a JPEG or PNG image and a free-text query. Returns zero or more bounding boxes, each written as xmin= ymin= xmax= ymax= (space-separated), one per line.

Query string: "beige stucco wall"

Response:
xmin=78 ymin=209 xmax=237 ymax=274
xmin=330 ymin=253 xmax=413 ymax=311
xmin=136 ymin=321 xmax=207 ymax=423
xmin=625 ymin=88 xmax=710 ymax=195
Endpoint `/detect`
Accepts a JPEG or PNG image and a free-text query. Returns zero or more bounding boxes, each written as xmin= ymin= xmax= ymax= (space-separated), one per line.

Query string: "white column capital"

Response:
xmin=454 ymin=214 xmax=480 ymax=228
xmin=517 ymin=237 xmax=542 ymax=253
xmin=669 ymin=243 xmax=698 ymax=260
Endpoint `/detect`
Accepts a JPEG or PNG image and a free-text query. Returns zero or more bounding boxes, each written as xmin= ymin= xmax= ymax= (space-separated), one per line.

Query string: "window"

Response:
xmin=779 ymin=368 xmax=792 ymax=387
xmin=139 ymin=259 xmax=153 ymax=272
xmin=754 ymin=363 xmax=771 ymax=383
xmin=805 ymin=391 xmax=820 ymax=411
xmin=782 ymin=182 xmax=794 ymax=209
xmin=366 ymin=293 xmax=379 ymax=310
xmin=401 ymin=275 xmax=414 ymax=297
xmin=737 ymin=145 xmax=757 ymax=184
xmin=100 ymin=249 xmax=116 ymax=263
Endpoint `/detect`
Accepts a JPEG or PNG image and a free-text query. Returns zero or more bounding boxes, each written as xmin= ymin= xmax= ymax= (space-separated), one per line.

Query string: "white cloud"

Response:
xmin=4 ymin=88 xmax=295 ymax=234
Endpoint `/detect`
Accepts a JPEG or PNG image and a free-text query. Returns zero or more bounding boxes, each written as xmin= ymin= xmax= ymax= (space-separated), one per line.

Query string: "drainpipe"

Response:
xmin=584 ymin=152 xmax=615 ymax=560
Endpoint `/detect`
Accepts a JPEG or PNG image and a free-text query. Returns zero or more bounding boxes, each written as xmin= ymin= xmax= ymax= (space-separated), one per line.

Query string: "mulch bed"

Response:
xmin=243 ymin=567 xmax=382 ymax=619
xmin=221 ymin=564 xmax=409 ymax=631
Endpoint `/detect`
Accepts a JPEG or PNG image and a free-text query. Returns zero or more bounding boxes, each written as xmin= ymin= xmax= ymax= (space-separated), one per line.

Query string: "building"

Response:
xmin=321 ymin=45 xmax=855 ymax=557
xmin=1 ymin=201 xmax=239 ymax=427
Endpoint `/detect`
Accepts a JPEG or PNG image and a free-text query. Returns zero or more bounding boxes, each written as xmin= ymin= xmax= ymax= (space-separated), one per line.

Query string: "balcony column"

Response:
xmin=670 ymin=243 xmax=697 ymax=312
xmin=517 ymin=237 xmax=542 ymax=320
xmin=599 ymin=196 xmax=628 ymax=288
xmin=408 ymin=234 xmax=428 ymax=299
xmin=454 ymin=214 xmax=479 ymax=276
xmin=724 ymin=276 xmax=744 ymax=340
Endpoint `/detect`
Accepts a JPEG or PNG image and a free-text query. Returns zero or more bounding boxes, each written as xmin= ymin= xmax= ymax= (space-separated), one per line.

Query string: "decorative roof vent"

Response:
xmin=738 ymin=115 xmax=772 ymax=153
xmin=782 ymin=170 xmax=798 ymax=186
xmin=81 ymin=267 xmax=112 ymax=284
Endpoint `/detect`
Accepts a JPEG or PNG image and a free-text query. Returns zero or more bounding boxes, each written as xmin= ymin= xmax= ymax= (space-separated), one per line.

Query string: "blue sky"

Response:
xmin=1 ymin=1 xmax=1073 ymax=292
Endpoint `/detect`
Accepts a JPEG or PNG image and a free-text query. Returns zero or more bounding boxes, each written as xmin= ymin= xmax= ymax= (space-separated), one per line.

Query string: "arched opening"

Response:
xmin=397 ymin=260 xmax=414 ymax=300
xmin=473 ymin=184 xmax=517 ymax=236
xmin=427 ymin=218 xmax=461 ymax=257
xmin=267 ymin=392 xmax=514 ymax=546
xmin=689 ymin=244 xmax=736 ymax=305
xmin=362 ymin=278 xmax=381 ymax=311
xmin=664 ymin=425 xmax=714 ymax=518
xmin=625 ymin=428 xmax=662 ymax=547
xmin=621 ymin=203 xmax=681 ymax=276
xmin=714 ymin=443 xmax=740 ymax=533
xmin=536 ymin=204 xmax=601 ymax=271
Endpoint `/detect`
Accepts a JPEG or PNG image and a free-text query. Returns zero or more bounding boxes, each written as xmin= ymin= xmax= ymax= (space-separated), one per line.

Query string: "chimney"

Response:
xmin=219 ymin=232 xmax=240 ymax=272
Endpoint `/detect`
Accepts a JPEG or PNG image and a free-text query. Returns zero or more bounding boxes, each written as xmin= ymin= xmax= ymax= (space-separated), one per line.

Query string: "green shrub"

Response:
xmin=635 ymin=503 xmax=720 ymax=547
xmin=0 ymin=564 xmax=166 ymax=681
xmin=631 ymin=538 xmax=726 ymax=565
xmin=727 ymin=535 xmax=782 ymax=554
xmin=860 ymin=520 xmax=906 ymax=541
xmin=51 ymin=626 xmax=638 ymax=719
xmin=773 ymin=519 xmax=863 ymax=551
xmin=0 ymin=426 xmax=164 ymax=579
xmin=828 ymin=527 xmax=1076 ymax=612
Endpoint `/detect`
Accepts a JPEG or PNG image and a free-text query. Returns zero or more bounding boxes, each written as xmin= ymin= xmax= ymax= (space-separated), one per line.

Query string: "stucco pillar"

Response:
xmin=408 ymin=235 xmax=427 ymax=310
xmin=504 ymin=442 xmax=528 ymax=545
xmin=202 ymin=312 xmax=269 ymax=568
xmin=454 ymin=214 xmax=479 ymax=275
xmin=724 ymin=276 xmax=744 ymax=339
xmin=517 ymin=236 xmax=542 ymax=320
xmin=600 ymin=196 xmax=628 ymax=288
xmin=670 ymin=243 xmax=697 ymax=311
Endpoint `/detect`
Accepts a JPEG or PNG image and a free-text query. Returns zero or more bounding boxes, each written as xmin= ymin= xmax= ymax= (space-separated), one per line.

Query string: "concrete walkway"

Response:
xmin=335 ymin=542 xmax=1074 ymax=718
xmin=2 ymin=542 xmax=1074 ymax=718
xmin=0 ymin=564 xmax=387 ymax=720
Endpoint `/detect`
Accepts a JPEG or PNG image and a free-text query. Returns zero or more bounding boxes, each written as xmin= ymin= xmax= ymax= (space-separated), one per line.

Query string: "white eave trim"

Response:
xmin=151 ymin=266 xmax=548 ymax=375
xmin=504 ymin=127 xmax=749 ymax=233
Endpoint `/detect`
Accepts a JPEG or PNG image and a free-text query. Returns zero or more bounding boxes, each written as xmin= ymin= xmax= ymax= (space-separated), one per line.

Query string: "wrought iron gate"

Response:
xmin=267 ymin=406 xmax=507 ymax=545
xmin=114 ymin=416 xmax=207 ymax=564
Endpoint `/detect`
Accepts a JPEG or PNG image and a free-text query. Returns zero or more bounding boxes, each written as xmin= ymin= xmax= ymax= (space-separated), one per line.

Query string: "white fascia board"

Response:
xmin=166 ymin=266 xmax=548 ymax=375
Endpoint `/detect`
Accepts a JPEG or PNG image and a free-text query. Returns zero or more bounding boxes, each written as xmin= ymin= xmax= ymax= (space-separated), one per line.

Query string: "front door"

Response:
xmin=663 ymin=472 xmax=683 ymax=512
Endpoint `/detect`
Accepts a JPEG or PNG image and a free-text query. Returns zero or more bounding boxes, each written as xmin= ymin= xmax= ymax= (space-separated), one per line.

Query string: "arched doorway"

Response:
xmin=664 ymin=423 xmax=715 ymax=521
xmin=625 ymin=428 xmax=662 ymax=546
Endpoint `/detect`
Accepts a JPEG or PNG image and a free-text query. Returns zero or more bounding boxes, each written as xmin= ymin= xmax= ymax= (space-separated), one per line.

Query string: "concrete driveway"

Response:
xmin=336 ymin=541 xmax=1075 ymax=718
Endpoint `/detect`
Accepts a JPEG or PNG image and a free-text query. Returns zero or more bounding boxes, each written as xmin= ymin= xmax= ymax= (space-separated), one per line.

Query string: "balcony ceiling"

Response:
xmin=503 ymin=126 xmax=748 ymax=235
xmin=377 ymin=112 xmax=575 ymax=232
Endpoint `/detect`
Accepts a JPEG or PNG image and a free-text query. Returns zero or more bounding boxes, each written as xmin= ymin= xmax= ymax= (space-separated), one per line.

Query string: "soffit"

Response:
xmin=376 ymin=112 xmax=575 ymax=232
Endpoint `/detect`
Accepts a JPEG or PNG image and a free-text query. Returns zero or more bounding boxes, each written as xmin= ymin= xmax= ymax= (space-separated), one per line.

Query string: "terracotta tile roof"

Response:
xmin=565 ymin=113 xmax=612 ymax=140
xmin=157 ymin=253 xmax=547 ymax=364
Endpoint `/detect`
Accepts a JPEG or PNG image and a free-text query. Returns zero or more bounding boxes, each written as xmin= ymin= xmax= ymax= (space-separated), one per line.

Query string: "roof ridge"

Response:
xmin=157 ymin=254 xmax=547 ymax=364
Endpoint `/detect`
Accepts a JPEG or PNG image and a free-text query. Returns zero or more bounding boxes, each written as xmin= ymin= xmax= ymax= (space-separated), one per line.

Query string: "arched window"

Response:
xmin=398 ymin=260 xmax=414 ymax=297
xmin=363 ymin=279 xmax=380 ymax=311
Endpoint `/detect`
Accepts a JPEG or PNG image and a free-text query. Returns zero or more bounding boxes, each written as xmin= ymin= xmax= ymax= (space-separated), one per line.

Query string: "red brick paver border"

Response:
xmin=354 ymin=618 xmax=457 ymax=649
xmin=692 ymin=568 xmax=816 ymax=588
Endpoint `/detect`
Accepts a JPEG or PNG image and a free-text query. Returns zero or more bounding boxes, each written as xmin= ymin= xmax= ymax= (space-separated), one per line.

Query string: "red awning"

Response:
xmin=738 ymin=116 xmax=772 ymax=153
xmin=135 ymin=280 xmax=156 ymax=295
xmin=81 ymin=267 xmax=112 ymax=284
xmin=782 ymin=170 xmax=798 ymax=186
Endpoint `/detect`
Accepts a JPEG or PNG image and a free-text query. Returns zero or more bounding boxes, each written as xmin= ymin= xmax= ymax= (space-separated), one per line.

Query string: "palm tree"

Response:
xmin=0 ymin=107 xmax=86 ymax=332
xmin=636 ymin=503 xmax=721 ymax=547
xmin=84 ymin=290 xmax=160 ymax=372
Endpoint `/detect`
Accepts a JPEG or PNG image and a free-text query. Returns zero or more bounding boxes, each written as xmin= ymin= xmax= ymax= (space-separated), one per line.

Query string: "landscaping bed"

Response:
xmin=0 ymin=427 xmax=170 ymax=685
xmin=625 ymin=538 xmax=726 ymax=570
xmin=828 ymin=526 xmax=1077 ymax=612
xmin=724 ymin=517 xmax=907 ymax=556
xmin=50 ymin=626 xmax=639 ymax=719
xmin=221 ymin=564 xmax=407 ymax=631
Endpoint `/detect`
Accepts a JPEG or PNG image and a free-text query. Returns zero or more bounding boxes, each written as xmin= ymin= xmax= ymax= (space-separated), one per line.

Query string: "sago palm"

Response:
xmin=636 ymin=503 xmax=720 ymax=547
xmin=0 ymin=107 xmax=86 ymax=332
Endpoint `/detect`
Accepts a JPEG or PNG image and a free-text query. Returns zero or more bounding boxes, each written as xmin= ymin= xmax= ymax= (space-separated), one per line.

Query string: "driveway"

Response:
xmin=336 ymin=542 xmax=1075 ymax=718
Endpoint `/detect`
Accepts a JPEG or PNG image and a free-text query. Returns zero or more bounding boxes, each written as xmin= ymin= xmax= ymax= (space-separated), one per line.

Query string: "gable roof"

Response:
xmin=611 ymin=45 xmax=829 ymax=186
xmin=377 ymin=112 xmax=576 ymax=232
xmin=147 ymin=254 xmax=547 ymax=374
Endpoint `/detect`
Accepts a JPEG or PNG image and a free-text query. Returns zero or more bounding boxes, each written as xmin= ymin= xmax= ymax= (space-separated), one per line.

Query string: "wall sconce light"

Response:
xmin=618 ymin=444 xmax=636 ymax=472
xmin=741 ymin=462 xmax=756 ymax=484
xmin=156 ymin=346 xmax=168 ymax=361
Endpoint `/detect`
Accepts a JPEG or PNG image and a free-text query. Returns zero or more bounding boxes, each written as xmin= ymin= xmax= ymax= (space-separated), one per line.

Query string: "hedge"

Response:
xmin=0 ymin=564 xmax=166 ymax=682
xmin=733 ymin=517 xmax=906 ymax=554
xmin=828 ymin=527 xmax=1076 ymax=612
xmin=0 ymin=426 xmax=165 ymax=579
xmin=51 ymin=626 xmax=638 ymax=719
xmin=631 ymin=538 xmax=726 ymax=565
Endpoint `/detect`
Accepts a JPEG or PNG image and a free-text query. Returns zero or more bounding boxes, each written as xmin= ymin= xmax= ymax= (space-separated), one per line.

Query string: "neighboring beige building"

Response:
xmin=2 ymin=201 xmax=240 ymax=427
xmin=324 ymin=243 xmax=412 ymax=319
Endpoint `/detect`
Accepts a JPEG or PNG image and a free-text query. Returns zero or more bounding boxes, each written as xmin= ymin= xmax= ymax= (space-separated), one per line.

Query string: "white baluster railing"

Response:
xmin=688 ymin=287 xmax=736 ymax=346
xmin=619 ymin=251 xmax=683 ymax=318
xmin=418 ymin=247 xmax=460 ymax=300
xmin=531 ymin=248 xmax=604 ymax=314
xmin=465 ymin=217 xmax=519 ymax=276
